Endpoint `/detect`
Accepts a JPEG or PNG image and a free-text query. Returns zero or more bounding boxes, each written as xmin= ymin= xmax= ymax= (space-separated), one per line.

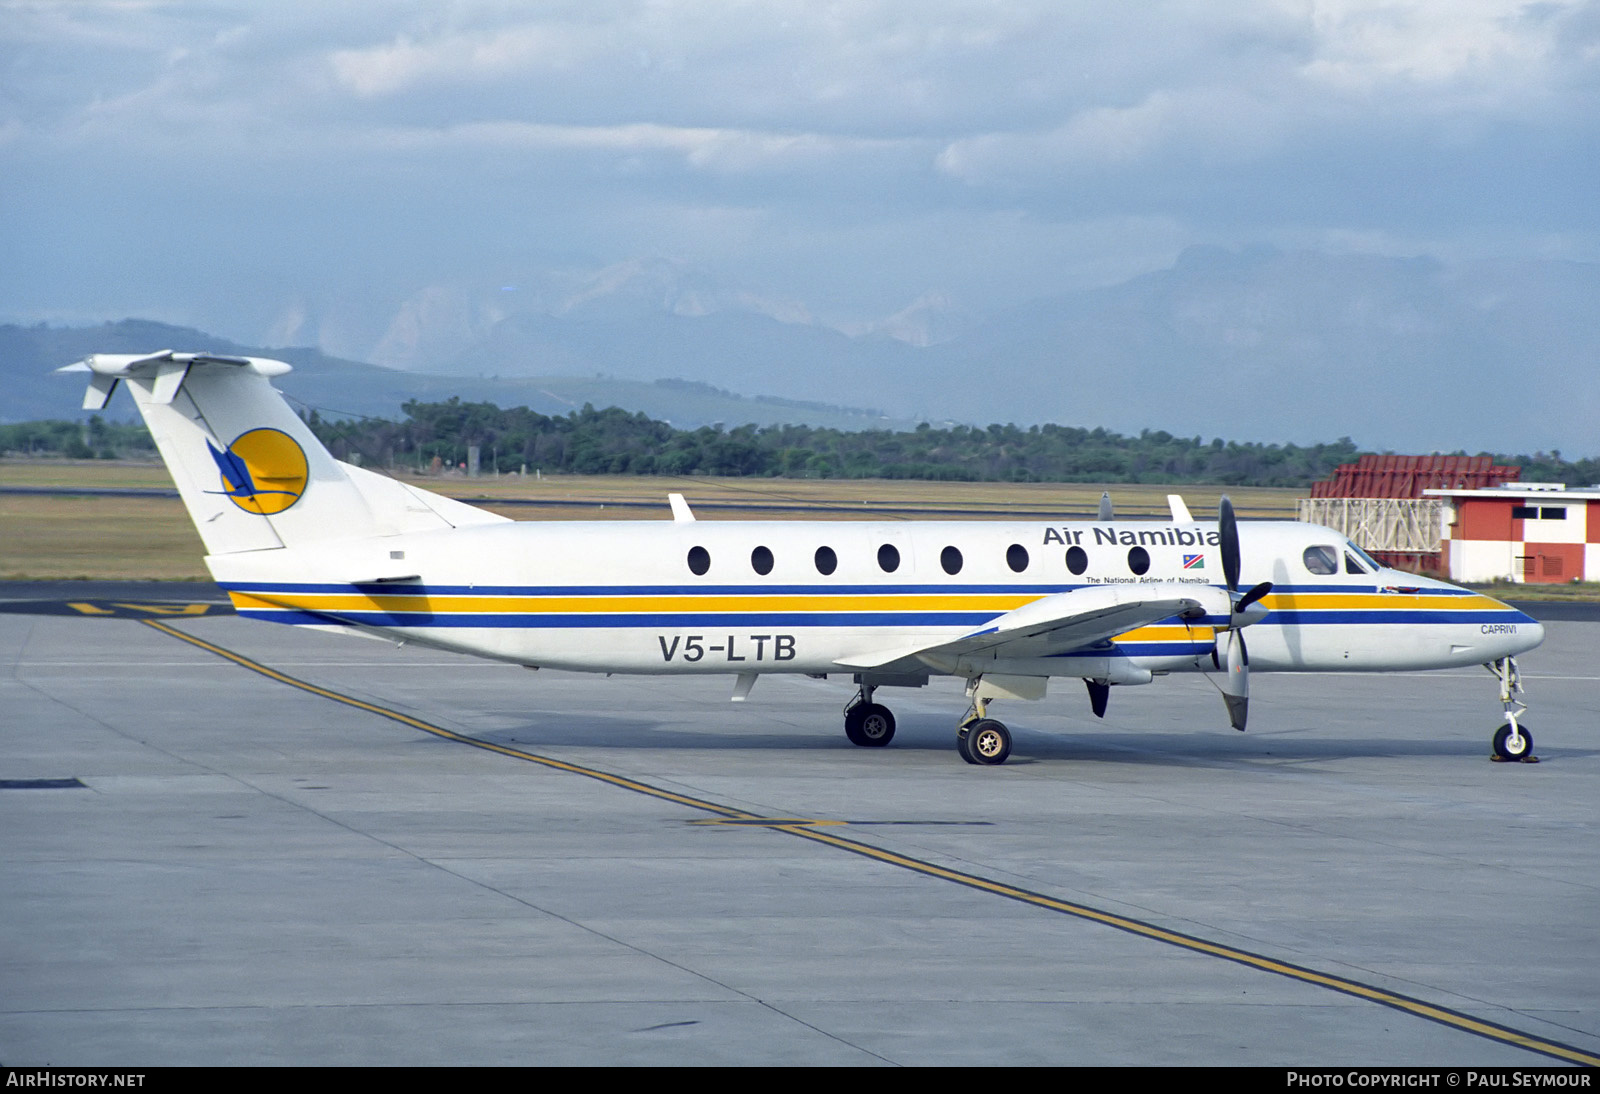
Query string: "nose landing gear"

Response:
xmin=1488 ymin=657 xmax=1537 ymax=763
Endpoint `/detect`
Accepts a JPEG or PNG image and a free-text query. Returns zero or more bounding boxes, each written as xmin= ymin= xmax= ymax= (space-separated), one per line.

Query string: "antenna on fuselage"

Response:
xmin=1097 ymin=492 xmax=1114 ymax=521
xmin=668 ymin=493 xmax=696 ymax=523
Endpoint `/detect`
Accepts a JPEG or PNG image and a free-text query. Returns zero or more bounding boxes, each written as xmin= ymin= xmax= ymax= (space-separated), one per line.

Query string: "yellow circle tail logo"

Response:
xmin=207 ymin=428 xmax=309 ymax=515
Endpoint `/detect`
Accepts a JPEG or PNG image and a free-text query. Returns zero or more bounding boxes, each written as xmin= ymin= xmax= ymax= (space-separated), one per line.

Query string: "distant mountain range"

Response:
xmin=0 ymin=320 xmax=914 ymax=432
xmin=5 ymin=246 xmax=1597 ymax=454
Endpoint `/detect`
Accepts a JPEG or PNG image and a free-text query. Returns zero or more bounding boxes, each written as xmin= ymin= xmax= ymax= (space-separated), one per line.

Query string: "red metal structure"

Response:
xmin=1310 ymin=455 xmax=1519 ymax=500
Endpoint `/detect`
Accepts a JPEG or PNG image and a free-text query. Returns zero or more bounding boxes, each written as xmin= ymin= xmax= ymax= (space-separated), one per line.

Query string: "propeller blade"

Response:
xmin=1234 ymin=580 xmax=1273 ymax=615
xmin=1098 ymin=492 xmax=1114 ymax=521
xmin=1219 ymin=495 xmax=1240 ymax=593
xmin=1220 ymin=627 xmax=1249 ymax=731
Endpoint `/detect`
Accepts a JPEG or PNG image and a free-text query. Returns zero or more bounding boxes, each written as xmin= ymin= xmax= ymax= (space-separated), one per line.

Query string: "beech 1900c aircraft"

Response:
xmin=63 ymin=351 xmax=1547 ymax=765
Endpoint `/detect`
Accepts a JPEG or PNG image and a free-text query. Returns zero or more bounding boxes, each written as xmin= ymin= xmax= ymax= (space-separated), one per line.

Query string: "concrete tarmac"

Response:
xmin=2 ymin=596 xmax=1597 ymax=1065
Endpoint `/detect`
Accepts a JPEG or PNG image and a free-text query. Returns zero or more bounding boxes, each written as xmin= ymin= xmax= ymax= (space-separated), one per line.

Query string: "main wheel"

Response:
xmin=1492 ymin=722 xmax=1534 ymax=761
xmin=965 ymin=719 xmax=1012 ymax=766
xmin=845 ymin=703 xmax=895 ymax=747
xmin=956 ymin=725 xmax=976 ymax=764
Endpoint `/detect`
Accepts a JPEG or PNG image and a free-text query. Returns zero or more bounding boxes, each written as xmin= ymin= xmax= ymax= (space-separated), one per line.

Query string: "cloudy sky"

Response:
xmin=3 ymin=1 xmax=1597 ymax=358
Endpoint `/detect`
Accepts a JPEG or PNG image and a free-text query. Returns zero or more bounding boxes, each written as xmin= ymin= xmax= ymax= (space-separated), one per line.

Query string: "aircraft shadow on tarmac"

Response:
xmin=466 ymin=711 xmax=1581 ymax=765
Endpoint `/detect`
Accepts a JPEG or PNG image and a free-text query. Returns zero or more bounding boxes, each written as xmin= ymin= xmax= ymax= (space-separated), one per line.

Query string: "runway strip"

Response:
xmin=142 ymin=616 xmax=1598 ymax=1067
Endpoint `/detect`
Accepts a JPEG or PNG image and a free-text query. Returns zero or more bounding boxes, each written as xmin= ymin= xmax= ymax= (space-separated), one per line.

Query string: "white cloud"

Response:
xmin=329 ymin=22 xmax=587 ymax=98
xmin=3 ymin=0 xmax=1596 ymax=346
xmin=1302 ymin=0 xmax=1569 ymax=89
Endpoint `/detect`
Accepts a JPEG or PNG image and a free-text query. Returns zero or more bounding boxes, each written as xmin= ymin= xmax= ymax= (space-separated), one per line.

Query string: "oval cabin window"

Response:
xmin=1127 ymin=546 xmax=1150 ymax=575
xmin=1006 ymin=544 xmax=1029 ymax=572
xmin=1065 ymin=546 xmax=1088 ymax=575
xmin=877 ymin=544 xmax=900 ymax=573
xmin=941 ymin=546 xmax=963 ymax=575
xmin=751 ymin=545 xmax=774 ymax=575
xmin=814 ymin=546 xmax=838 ymax=575
xmin=687 ymin=546 xmax=711 ymax=576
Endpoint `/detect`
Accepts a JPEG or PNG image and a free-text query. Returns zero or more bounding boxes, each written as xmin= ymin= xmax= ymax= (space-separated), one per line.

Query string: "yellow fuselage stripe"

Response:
xmin=228 ymin=589 xmax=1510 ymax=616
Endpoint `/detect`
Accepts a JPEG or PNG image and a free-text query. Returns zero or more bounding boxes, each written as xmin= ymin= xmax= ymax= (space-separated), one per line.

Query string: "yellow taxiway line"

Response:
xmin=142 ymin=617 xmax=1598 ymax=1068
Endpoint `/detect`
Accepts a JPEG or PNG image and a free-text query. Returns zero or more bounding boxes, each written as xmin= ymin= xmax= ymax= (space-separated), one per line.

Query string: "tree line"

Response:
xmin=5 ymin=400 xmax=1597 ymax=489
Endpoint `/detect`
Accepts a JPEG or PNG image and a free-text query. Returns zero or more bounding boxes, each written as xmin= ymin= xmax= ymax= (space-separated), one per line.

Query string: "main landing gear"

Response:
xmin=841 ymin=681 xmax=1015 ymax=765
xmin=956 ymin=687 xmax=1012 ymax=766
xmin=843 ymin=684 xmax=896 ymax=748
xmin=1488 ymin=656 xmax=1537 ymax=763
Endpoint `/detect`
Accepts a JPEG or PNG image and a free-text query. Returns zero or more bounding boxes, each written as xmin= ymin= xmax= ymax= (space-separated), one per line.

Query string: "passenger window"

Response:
xmin=751 ymin=545 xmax=774 ymax=575
xmin=814 ymin=546 xmax=837 ymax=575
xmin=1065 ymin=546 xmax=1088 ymax=576
xmin=1303 ymin=545 xmax=1338 ymax=575
xmin=941 ymin=546 xmax=963 ymax=575
xmin=1006 ymin=544 xmax=1029 ymax=573
xmin=687 ymin=546 xmax=711 ymax=576
xmin=1127 ymin=546 xmax=1150 ymax=576
xmin=877 ymin=544 xmax=900 ymax=573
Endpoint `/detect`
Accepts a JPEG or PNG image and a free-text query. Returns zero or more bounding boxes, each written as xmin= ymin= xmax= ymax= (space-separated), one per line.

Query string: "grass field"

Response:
xmin=6 ymin=457 xmax=1595 ymax=599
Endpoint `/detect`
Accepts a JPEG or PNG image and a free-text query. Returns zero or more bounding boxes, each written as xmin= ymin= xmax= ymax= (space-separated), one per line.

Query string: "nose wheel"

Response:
xmin=1492 ymin=721 xmax=1535 ymax=762
xmin=1488 ymin=657 xmax=1538 ymax=763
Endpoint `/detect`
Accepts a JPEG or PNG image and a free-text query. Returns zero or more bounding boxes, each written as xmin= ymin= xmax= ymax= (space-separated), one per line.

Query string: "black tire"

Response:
xmin=956 ymin=725 xmax=976 ymax=764
xmin=1493 ymin=722 xmax=1533 ymax=761
xmin=966 ymin=719 xmax=1012 ymax=766
xmin=845 ymin=703 xmax=895 ymax=747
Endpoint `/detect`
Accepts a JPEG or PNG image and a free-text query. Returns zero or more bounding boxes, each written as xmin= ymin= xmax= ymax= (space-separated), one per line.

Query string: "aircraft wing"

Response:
xmin=835 ymin=584 xmax=1217 ymax=672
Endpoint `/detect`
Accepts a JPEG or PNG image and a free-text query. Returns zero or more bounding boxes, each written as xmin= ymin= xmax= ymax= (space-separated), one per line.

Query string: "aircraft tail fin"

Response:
xmin=59 ymin=352 xmax=507 ymax=557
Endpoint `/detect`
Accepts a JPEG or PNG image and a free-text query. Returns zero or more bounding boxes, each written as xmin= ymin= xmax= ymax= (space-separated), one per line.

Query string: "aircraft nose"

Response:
xmin=1483 ymin=596 xmax=1545 ymax=656
xmin=1518 ymin=616 xmax=1546 ymax=654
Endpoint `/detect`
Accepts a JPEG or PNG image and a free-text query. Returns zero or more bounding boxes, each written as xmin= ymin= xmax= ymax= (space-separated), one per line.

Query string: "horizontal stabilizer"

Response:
xmin=56 ymin=349 xmax=507 ymax=559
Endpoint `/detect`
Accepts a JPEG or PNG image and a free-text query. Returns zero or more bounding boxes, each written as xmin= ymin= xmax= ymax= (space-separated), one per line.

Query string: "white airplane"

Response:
xmin=62 ymin=351 xmax=1547 ymax=765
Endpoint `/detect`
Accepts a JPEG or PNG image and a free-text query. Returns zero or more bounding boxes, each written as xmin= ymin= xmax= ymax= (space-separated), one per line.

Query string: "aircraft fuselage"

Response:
xmin=215 ymin=516 xmax=1543 ymax=679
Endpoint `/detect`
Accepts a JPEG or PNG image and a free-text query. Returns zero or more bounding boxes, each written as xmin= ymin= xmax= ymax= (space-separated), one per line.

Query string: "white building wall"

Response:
xmin=1452 ymin=539 xmax=1520 ymax=584
xmin=1519 ymin=509 xmax=1586 ymax=544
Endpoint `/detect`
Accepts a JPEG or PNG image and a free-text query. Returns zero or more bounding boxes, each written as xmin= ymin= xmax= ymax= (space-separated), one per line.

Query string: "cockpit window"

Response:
xmin=1347 ymin=543 xmax=1382 ymax=572
xmin=1345 ymin=552 xmax=1369 ymax=574
xmin=1303 ymin=545 xmax=1339 ymax=575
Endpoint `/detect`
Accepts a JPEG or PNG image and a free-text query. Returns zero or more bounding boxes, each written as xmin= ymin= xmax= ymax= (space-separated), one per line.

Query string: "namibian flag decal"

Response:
xmin=1183 ymin=554 xmax=1205 ymax=569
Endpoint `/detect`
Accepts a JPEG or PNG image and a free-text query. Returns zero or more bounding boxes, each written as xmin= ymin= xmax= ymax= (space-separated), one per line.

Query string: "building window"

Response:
xmin=941 ymin=546 xmax=963 ymax=575
xmin=1541 ymin=507 xmax=1567 ymax=520
xmin=687 ymin=546 xmax=711 ymax=576
xmin=751 ymin=545 xmax=774 ymax=575
xmin=814 ymin=546 xmax=837 ymax=575
xmin=877 ymin=544 xmax=900 ymax=573
xmin=1512 ymin=506 xmax=1539 ymax=519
